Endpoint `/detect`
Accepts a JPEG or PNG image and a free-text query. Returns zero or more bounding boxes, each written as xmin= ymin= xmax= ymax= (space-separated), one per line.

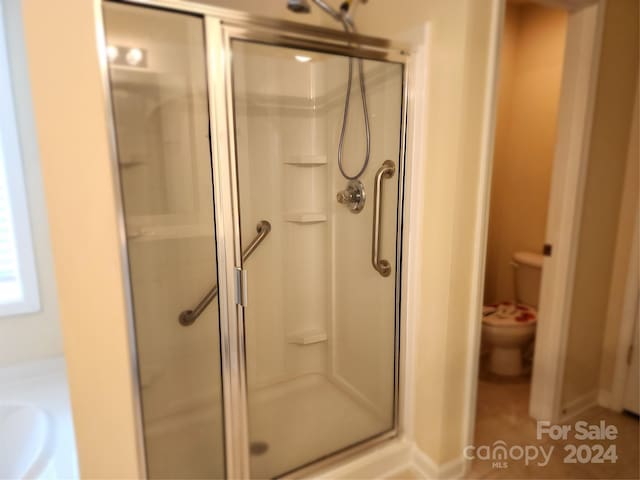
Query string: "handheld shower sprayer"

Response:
xmin=286 ymin=0 xmax=371 ymax=181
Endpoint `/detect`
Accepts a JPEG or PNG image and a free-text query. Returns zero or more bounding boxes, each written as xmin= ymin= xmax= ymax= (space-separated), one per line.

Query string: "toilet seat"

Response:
xmin=482 ymin=302 xmax=536 ymax=327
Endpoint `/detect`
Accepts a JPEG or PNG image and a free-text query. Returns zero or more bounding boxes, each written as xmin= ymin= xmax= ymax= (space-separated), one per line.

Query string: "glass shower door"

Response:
xmin=230 ymin=40 xmax=404 ymax=478
xmin=104 ymin=3 xmax=225 ymax=478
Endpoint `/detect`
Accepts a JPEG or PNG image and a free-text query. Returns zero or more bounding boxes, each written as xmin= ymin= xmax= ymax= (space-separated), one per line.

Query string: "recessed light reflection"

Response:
xmin=106 ymin=45 xmax=119 ymax=62
xmin=295 ymin=55 xmax=312 ymax=63
xmin=126 ymin=48 xmax=144 ymax=66
xmin=107 ymin=45 xmax=147 ymax=69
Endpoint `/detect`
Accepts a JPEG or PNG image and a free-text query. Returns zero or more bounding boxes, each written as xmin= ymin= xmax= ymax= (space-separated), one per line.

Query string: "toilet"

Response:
xmin=482 ymin=251 xmax=544 ymax=376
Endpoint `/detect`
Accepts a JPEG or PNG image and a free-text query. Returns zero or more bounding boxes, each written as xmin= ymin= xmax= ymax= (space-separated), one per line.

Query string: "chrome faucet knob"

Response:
xmin=336 ymin=180 xmax=365 ymax=213
xmin=337 ymin=190 xmax=351 ymax=204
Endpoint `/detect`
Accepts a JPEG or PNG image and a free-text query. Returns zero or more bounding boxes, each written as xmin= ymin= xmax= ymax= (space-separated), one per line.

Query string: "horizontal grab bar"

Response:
xmin=178 ymin=220 xmax=271 ymax=326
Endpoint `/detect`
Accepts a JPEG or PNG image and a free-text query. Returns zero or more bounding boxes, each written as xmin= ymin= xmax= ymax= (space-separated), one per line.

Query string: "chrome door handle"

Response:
xmin=372 ymin=160 xmax=395 ymax=277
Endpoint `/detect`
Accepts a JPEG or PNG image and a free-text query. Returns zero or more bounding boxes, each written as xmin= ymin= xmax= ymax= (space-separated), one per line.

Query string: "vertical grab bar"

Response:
xmin=372 ymin=160 xmax=396 ymax=277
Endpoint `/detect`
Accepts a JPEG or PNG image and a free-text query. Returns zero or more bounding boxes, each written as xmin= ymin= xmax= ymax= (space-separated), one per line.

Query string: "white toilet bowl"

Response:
xmin=481 ymin=251 xmax=543 ymax=376
xmin=482 ymin=303 xmax=537 ymax=376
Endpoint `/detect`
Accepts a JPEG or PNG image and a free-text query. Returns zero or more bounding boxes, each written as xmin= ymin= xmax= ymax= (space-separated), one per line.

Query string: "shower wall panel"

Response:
xmin=232 ymin=42 xmax=330 ymax=391
xmin=326 ymin=59 xmax=403 ymax=420
xmin=232 ymin=41 xmax=404 ymax=478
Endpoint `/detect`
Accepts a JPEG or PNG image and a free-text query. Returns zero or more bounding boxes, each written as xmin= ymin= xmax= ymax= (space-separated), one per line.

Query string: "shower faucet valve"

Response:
xmin=337 ymin=180 xmax=366 ymax=213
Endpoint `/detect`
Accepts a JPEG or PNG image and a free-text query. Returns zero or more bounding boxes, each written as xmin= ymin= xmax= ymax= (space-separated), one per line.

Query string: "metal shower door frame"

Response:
xmin=210 ymin=19 xmax=410 ymax=478
xmin=99 ymin=1 xmax=410 ymax=478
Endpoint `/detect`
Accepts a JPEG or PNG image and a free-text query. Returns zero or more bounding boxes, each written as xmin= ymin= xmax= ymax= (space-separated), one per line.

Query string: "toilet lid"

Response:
xmin=482 ymin=302 xmax=537 ymax=326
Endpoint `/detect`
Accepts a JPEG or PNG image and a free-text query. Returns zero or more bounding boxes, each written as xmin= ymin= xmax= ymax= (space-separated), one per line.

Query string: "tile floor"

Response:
xmin=387 ymin=468 xmax=421 ymax=479
xmin=386 ymin=374 xmax=639 ymax=480
xmin=465 ymin=376 xmax=639 ymax=479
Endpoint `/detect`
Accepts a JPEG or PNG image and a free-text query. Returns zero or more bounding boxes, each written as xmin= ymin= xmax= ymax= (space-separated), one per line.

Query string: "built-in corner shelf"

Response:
xmin=287 ymin=329 xmax=328 ymax=345
xmin=284 ymin=155 xmax=327 ymax=166
xmin=126 ymin=224 xmax=214 ymax=242
xmin=284 ymin=213 xmax=327 ymax=224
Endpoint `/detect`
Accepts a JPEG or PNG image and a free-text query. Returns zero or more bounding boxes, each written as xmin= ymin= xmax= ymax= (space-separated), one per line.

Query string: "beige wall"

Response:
xmin=21 ymin=0 xmax=143 ymax=477
xmin=437 ymin=0 xmax=499 ymax=461
xmin=353 ymin=0 xmax=499 ymax=464
xmin=484 ymin=3 xmax=567 ymax=305
xmin=561 ymin=0 xmax=639 ymax=408
xmin=0 ymin=0 xmax=63 ymax=367
xmin=193 ymin=0 xmax=332 ymax=25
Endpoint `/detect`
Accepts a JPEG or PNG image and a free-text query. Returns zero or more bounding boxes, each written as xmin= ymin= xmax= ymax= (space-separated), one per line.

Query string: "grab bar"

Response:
xmin=178 ymin=220 xmax=271 ymax=326
xmin=372 ymin=160 xmax=395 ymax=277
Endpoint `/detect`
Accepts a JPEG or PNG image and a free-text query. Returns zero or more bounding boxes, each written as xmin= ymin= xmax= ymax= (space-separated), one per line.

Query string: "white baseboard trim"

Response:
xmin=560 ymin=390 xmax=598 ymax=421
xmin=314 ymin=438 xmax=412 ymax=479
xmin=310 ymin=439 xmax=467 ymax=480
xmin=411 ymin=446 xmax=465 ymax=479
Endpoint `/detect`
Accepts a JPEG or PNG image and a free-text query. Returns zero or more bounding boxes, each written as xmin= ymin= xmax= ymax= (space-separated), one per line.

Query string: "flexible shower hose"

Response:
xmin=337 ymin=19 xmax=371 ymax=180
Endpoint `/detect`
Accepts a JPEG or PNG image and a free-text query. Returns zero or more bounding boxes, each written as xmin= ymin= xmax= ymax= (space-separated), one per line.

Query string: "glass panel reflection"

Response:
xmin=231 ymin=40 xmax=403 ymax=478
xmin=104 ymin=3 xmax=225 ymax=478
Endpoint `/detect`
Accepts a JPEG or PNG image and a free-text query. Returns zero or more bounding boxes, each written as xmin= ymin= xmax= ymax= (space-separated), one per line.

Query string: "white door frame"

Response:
xmin=464 ymin=0 xmax=608 ymax=449
xmin=529 ymin=0 xmax=607 ymax=422
xmin=611 ymin=220 xmax=639 ymax=410
xmin=609 ymin=85 xmax=639 ymax=412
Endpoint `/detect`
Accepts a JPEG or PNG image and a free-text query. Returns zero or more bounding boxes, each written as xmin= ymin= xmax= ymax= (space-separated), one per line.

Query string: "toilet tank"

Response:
xmin=513 ymin=251 xmax=544 ymax=308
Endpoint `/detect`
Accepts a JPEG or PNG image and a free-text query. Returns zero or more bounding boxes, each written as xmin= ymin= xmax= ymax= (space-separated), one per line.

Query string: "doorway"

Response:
xmin=466 ymin=0 xmax=640 ymax=478
xmin=476 ymin=0 xmax=568 ymax=437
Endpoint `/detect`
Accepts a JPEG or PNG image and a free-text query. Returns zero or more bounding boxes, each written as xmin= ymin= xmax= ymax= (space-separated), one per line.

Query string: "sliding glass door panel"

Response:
xmin=230 ymin=40 xmax=404 ymax=479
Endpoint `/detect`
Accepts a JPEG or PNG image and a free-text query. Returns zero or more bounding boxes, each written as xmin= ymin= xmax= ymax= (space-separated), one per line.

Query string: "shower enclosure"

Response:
xmin=101 ymin=1 xmax=408 ymax=478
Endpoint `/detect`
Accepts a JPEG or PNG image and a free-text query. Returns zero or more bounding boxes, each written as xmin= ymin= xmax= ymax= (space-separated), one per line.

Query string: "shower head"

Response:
xmin=287 ymin=0 xmax=349 ymax=23
xmin=284 ymin=0 xmax=369 ymax=181
xmin=287 ymin=0 xmax=311 ymax=13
